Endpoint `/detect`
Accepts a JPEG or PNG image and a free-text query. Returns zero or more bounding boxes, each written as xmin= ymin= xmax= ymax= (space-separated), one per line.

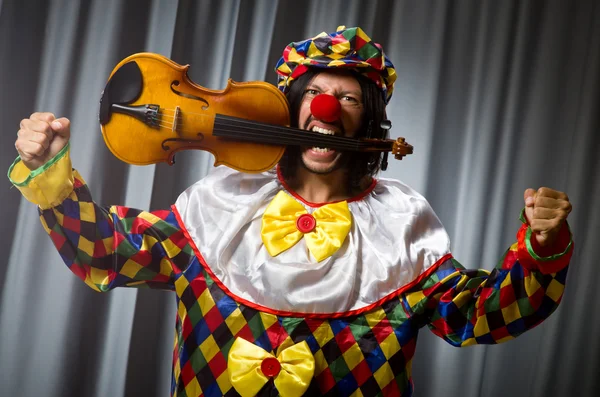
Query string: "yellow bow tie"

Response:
xmin=261 ymin=191 xmax=352 ymax=262
xmin=228 ymin=338 xmax=315 ymax=397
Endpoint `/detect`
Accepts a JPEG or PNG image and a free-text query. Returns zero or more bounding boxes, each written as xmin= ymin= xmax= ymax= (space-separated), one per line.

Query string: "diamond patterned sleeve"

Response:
xmin=38 ymin=170 xmax=193 ymax=292
xmin=404 ymin=241 xmax=570 ymax=347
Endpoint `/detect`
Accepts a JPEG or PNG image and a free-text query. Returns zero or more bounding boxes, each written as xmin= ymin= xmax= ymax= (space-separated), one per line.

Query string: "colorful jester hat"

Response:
xmin=275 ymin=26 xmax=397 ymax=104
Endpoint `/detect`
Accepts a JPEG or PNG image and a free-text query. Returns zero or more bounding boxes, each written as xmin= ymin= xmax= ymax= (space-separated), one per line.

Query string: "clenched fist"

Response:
xmin=15 ymin=112 xmax=71 ymax=170
xmin=524 ymin=187 xmax=572 ymax=247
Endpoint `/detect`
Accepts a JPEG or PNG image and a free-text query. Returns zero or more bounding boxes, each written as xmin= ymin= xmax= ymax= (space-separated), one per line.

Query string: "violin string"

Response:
xmin=213 ymin=115 xmax=360 ymax=144
xmin=212 ymin=121 xmax=358 ymax=146
xmin=151 ymin=117 xmax=388 ymax=151
xmin=212 ymin=128 xmax=363 ymax=150
xmin=213 ymin=120 xmax=359 ymax=149
xmin=157 ymin=113 xmax=176 ymax=119
xmin=212 ymin=117 xmax=377 ymax=149
xmin=216 ymin=128 xmax=361 ymax=150
xmin=149 ymin=119 xmax=364 ymax=150
xmin=156 ymin=107 xmax=375 ymax=147
xmin=130 ymin=108 xmax=390 ymax=151
xmin=150 ymin=121 xmax=363 ymax=150
xmin=157 ymin=108 xmax=215 ymax=118
xmin=155 ymin=108 xmax=349 ymax=143
xmin=213 ymin=118 xmax=375 ymax=150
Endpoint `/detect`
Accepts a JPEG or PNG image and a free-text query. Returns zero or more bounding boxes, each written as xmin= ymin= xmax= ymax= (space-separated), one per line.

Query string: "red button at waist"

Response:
xmin=261 ymin=357 xmax=281 ymax=377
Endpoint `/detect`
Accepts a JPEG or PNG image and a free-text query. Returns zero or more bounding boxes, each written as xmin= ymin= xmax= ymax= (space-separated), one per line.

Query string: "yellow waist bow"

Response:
xmin=261 ymin=191 xmax=352 ymax=261
xmin=228 ymin=338 xmax=315 ymax=397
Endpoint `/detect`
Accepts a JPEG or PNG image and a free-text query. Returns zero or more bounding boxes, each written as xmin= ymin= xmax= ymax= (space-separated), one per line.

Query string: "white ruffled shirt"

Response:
xmin=174 ymin=166 xmax=451 ymax=315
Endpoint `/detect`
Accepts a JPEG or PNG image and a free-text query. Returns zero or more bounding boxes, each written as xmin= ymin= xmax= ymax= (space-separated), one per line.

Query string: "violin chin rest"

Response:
xmin=99 ymin=60 xmax=143 ymax=125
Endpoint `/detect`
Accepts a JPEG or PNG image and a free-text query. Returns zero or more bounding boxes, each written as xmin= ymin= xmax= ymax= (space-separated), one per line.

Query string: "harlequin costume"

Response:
xmin=8 ymin=27 xmax=573 ymax=397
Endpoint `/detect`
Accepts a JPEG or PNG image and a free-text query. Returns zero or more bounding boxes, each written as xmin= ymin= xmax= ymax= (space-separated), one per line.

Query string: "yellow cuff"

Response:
xmin=7 ymin=143 xmax=74 ymax=209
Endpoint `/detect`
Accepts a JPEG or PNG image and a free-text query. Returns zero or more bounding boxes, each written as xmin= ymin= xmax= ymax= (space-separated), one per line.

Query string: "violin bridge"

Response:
xmin=173 ymin=106 xmax=181 ymax=134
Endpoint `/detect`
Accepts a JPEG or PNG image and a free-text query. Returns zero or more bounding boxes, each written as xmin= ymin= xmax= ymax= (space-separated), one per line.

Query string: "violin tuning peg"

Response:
xmin=380 ymin=120 xmax=392 ymax=131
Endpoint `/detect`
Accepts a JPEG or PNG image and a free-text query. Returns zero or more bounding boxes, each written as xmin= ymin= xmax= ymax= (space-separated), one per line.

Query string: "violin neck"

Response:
xmin=212 ymin=114 xmax=393 ymax=152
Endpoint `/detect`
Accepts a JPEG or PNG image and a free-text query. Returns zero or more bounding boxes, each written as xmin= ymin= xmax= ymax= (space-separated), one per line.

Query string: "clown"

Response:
xmin=10 ymin=26 xmax=573 ymax=396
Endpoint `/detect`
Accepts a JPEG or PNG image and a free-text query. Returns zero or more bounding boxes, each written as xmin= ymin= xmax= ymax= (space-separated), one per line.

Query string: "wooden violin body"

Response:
xmin=100 ymin=53 xmax=289 ymax=172
xmin=99 ymin=53 xmax=413 ymax=173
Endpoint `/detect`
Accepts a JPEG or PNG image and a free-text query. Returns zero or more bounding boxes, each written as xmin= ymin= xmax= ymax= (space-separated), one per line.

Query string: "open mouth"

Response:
xmin=310 ymin=126 xmax=336 ymax=152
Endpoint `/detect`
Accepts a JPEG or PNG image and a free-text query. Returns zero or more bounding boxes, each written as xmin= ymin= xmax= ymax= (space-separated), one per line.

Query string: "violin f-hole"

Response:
xmin=161 ymin=134 xmax=205 ymax=151
xmin=170 ymin=80 xmax=209 ymax=110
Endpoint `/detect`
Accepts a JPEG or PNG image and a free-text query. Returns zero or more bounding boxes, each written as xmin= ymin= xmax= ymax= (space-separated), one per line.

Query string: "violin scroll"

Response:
xmin=392 ymin=137 xmax=414 ymax=160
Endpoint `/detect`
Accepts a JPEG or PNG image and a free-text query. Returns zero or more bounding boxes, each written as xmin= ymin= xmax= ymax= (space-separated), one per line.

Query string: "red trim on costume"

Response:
xmin=172 ymin=203 xmax=452 ymax=319
xmin=516 ymin=225 xmax=534 ymax=270
xmin=276 ymin=165 xmax=378 ymax=207
xmin=517 ymin=223 xmax=572 ymax=275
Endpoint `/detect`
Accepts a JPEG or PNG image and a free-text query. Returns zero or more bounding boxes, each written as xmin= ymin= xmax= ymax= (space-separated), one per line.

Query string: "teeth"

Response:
xmin=312 ymin=147 xmax=331 ymax=152
xmin=310 ymin=127 xmax=334 ymax=152
xmin=312 ymin=126 xmax=335 ymax=135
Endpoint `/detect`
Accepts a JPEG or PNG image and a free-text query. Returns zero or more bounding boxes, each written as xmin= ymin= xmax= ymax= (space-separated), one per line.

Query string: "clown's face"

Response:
xmin=297 ymin=70 xmax=364 ymax=174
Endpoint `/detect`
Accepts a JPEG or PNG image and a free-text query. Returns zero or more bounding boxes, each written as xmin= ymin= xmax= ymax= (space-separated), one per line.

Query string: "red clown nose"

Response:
xmin=310 ymin=94 xmax=341 ymax=122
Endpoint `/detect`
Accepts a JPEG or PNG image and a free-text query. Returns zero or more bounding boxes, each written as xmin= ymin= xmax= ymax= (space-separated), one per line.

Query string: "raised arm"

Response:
xmin=404 ymin=189 xmax=573 ymax=346
xmin=9 ymin=113 xmax=193 ymax=291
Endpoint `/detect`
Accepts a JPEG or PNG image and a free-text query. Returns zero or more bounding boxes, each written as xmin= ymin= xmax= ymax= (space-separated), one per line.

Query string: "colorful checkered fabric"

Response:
xmin=37 ymin=172 xmax=570 ymax=396
xmin=38 ymin=171 xmax=192 ymax=292
xmin=275 ymin=26 xmax=397 ymax=103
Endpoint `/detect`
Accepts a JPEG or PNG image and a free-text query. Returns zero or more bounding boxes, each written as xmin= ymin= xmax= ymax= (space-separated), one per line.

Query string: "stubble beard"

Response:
xmin=299 ymin=151 xmax=349 ymax=175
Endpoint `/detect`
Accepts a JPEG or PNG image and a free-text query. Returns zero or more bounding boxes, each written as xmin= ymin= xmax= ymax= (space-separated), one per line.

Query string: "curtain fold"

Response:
xmin=1 ymin=0 xmax=598 ymax=396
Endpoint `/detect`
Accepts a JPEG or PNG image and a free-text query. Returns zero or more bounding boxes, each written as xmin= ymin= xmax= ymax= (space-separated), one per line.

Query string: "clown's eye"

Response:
xmin=340 ymin=95 xmax=362 ymax=106
xmin=304 ymin=89 xmax=319 ymax=96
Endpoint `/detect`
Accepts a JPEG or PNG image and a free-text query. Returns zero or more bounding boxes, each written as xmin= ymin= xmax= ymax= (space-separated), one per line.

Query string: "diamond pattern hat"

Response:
xmin=275 ymin=26 xmax=397 ymax=103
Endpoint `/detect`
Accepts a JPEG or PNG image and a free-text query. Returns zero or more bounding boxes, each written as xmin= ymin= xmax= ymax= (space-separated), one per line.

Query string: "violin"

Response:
xmin=99 ymin=53 xmax=413 ymax=173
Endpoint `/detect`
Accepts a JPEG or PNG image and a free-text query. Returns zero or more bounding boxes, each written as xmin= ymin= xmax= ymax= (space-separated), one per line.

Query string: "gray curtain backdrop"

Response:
xmin=1 ymin=0 xmax=598 ymax=396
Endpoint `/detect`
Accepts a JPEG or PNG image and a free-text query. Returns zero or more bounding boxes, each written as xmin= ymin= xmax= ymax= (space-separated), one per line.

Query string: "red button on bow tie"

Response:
xmin=296 ymin=214 xmax=316 ymax=233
